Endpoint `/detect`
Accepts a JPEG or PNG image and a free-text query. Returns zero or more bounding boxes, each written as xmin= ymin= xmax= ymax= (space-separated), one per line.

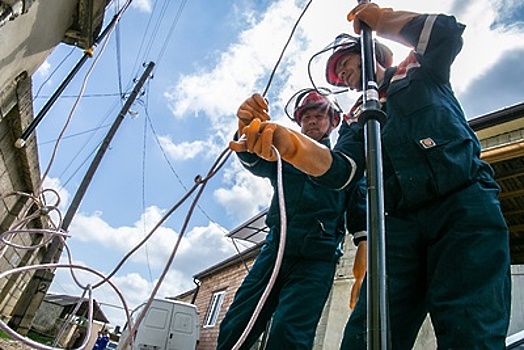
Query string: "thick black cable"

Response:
xmin=262 ymin=0 xmax=312 ymax=97
xmin=114 ymin=2 xmax=124 ymax=100
xmin=141 ymin=108 xmax=154 ymax=283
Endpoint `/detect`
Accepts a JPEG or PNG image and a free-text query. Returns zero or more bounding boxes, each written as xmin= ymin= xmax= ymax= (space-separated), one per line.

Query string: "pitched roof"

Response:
xmin=44 ymin=294 xmax=110 ymax=324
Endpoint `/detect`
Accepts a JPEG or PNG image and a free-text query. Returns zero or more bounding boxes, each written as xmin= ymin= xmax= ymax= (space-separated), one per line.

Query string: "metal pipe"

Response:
xmin=15 ymin=13 xmax=122 ymax=148
xmin=356 ymin=0 xmax=389 ymax=348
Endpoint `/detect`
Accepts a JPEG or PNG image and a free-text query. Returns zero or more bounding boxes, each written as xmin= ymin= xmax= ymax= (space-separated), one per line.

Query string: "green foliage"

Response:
xmin=0 ymin=330 xmax=12 ymax=339
xmin=27 ymin=330 xmax=54 ymax=346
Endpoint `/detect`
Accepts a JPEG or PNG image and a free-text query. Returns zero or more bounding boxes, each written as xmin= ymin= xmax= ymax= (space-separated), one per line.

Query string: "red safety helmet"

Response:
xmin=325 ymin=34 xmax=393 ymax=87
xmin=293 ymin=90 xmax=341 ymax=127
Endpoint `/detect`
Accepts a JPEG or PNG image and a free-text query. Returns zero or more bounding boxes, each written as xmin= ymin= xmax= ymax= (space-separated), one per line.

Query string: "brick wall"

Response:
xmin=194 ymin=255 xmax=255 ymax=349
xmin=191 ymin=235 xmax=357 ymax=350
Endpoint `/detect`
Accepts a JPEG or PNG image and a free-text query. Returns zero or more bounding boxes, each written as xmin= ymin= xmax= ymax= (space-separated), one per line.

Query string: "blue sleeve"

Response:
xmin=313 ymin=120 xmax=365 ymax=190
xmin=401 ymin=14 xmax=465 ymax=82
xmin=233 ymin=131 xmax=276 ymax=178
xmin=346 ymin=177 xmax=367 ymax=245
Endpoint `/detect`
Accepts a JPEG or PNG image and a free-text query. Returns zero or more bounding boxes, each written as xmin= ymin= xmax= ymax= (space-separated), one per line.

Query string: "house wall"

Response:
xmin=194 ymin=257 xmax=255 ymax=349
xmin=313 ymin=238 xmax=354 ymax=350
xmin=0 ymin=0 xmax=107 ymax=333
xmin=0 ymin=0 xmax=77 ymax=95
xmin=0 ymin=73 xmax=45 ymax=322
xmin=0 ymin=0 xmax=77 ymax=327
xmin=32 ymin=302 xmax=62 ymax=334
xmin=509 ymin=265 xmax=524 ymax=335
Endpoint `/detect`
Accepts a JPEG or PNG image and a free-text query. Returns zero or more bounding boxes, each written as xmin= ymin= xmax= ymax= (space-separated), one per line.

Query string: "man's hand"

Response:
xmin=347 ymin=2 xmax=387 ymax=34
xmin=347 ymin=2 xmax=417 ymax=45
xmin=350 ymin=241 xmax=367 ymax=309
xmin=229 ymin=119 xmax=333 ymax=177
xmin=236 ymin=93 xmax=270 ymax=135
xmin=230 ymin=119 xmax=296 ymax=161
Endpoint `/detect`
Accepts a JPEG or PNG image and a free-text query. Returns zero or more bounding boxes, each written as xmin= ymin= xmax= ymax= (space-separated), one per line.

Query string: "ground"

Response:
xmin=0 ymin=338 xmax=38 ymax=350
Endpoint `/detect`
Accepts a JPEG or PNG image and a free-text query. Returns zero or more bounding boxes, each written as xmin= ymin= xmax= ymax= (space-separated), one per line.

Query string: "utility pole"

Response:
xmin=8 ymin=62 xmax=155 ymax=335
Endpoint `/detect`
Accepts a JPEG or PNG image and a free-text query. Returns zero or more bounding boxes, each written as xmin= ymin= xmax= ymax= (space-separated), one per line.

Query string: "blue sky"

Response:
xmin=31 ymin=0 xmax=524 ymax=328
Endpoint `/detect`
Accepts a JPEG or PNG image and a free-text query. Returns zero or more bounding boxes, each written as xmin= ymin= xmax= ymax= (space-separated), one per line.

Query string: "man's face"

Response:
xmin=300 ymin=108 xmax=333 ymax=141
xmin=334 ymin=52 xmax=362 ymax=91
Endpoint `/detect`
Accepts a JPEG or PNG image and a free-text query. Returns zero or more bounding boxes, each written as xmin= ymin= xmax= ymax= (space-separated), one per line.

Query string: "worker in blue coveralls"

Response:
xmin=92 ymin=331 xmax=109 ymax=350
xmin=230 ymin=3 xmax=511 ymax=349
xmin=216 ymin=90 xmax=368 ymax=350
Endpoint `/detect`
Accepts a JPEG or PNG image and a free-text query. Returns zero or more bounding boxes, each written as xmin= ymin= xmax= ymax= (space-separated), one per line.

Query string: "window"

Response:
xmin=204 ymin=290 xmax=225 ymax=328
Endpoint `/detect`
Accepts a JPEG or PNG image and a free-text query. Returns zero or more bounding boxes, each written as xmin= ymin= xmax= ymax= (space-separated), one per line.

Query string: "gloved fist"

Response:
xmin=236 ymin=93 xmax=270 ymax=135
xmin=349 ymin=240 xmax=367 ymax=309
xmin=347 ymin=2 xmax=417 ymax=45
xmin=347 ymin=3 xmax=390 ymax=34
xmin=230 ymin=119 xmax=296 ymax=161
xmin=229 ymin=119 xmax=333 ymax=177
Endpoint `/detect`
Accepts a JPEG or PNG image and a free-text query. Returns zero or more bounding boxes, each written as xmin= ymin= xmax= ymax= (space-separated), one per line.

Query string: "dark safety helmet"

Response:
xmin=292 ymin=89 xmax=341 ymax=127
xmin=325 ymin=33 xmax=393 ymax=87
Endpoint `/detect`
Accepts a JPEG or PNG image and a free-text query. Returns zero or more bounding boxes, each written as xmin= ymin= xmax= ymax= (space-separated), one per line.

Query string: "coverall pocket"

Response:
xmin=299 ymin=221 xmax=338 ymax=261
xmin=383 ymin=107 xmax=479 ymax=210
xmin=414 ymin=127 xmax=477 ymax=197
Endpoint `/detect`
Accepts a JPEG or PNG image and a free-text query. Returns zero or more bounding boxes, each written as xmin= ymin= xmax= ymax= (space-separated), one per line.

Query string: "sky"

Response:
xmin=29 ymin=0 xmax=524 ymax=329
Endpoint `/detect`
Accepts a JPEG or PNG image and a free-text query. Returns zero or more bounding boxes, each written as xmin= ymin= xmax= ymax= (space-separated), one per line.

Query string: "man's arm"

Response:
xmin=346 ymin=177 xmax=368 ymax=309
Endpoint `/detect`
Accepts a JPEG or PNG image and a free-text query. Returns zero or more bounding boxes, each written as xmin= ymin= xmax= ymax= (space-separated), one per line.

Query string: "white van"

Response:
xmin=117 ymin=298 xmax=199 ymax=350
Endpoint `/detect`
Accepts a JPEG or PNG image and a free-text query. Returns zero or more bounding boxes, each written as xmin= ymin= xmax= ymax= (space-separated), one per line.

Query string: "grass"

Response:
xmin=0 ymin=330 xmax=11 ymax=339
xmin=0 ymin=329 xmax=55 ymax=346
xmin=27 ymin=330 xmax=54 ymax=345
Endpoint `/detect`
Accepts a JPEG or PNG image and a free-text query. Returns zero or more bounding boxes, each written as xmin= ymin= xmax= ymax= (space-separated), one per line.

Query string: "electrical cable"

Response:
xmin=154 ymin=0 xmax=189 ymax=67
xmin=114 ymin=0 xmax=124 ymax=100
xmin=127 ymin=0 xmax=169 ymax=87
xmin=141 ymin=105 xmax=154 ymax=283
xmin=0 ymin=1 xmax=313 ymax=349
xmin=231 ymin=147 xmax=285 ymax=350
xmin=141 ymin=101 xmax=232 ymax=238
xmin=35 ymin=93 xmax=123 ymax=99
xmin=262 ymin=0 xmax=312 ymax=97
xmin=118 ymin=141 xmax=234 ymax=350
xmin=33 ymin=46 xmax=76 ymax=100
xmin=38 ymin=2 xmax=124 ymax=191
xmin=228 ymin=1 xmax=315 ymax=347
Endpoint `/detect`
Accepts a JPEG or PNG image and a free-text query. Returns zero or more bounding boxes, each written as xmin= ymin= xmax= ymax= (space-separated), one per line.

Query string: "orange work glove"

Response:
xmin=236 ymin=93 xmax=270 ymax=136
xmin=350 ymin=240 xmax=367 ymax=309
xmin=347 ymin=3 xmax=417 ymax=46
xmin=229 ymin=119 xmax=333 ymax=177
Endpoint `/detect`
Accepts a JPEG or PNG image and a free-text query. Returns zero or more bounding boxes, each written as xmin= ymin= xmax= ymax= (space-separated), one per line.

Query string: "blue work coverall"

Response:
xmin=315 ymin=14 xmax=511 ymax=349
xmin=216 ymin=137 xmax=367 ymax=350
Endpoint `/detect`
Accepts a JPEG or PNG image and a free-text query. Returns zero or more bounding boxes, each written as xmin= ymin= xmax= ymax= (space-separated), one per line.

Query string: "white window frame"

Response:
xmin=203 ymin=290 xmax=225 ymax=328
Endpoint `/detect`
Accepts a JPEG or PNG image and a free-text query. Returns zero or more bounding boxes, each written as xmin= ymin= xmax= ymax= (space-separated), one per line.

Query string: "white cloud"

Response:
xmin=157 ymin=135 xmax=223 ymax=161
xmin=451 ymin=1 xmax=524 ymax=93
xmin=214 ymin=159 xmax=272 ymax=222
xmin=131 ymin=0 xmax=152 ymax=13
xmin=36 ymin=59 xmax=51 ymax=78
xmin=42 ymin=177 xmax=70 ymax=210
xmin=69 ymin=206 xmax=233 ymax=268
xmin=163 ymin=0 xmax=307 ymax=128
xmin=50 ymin=206 xmax=241 ymax=326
